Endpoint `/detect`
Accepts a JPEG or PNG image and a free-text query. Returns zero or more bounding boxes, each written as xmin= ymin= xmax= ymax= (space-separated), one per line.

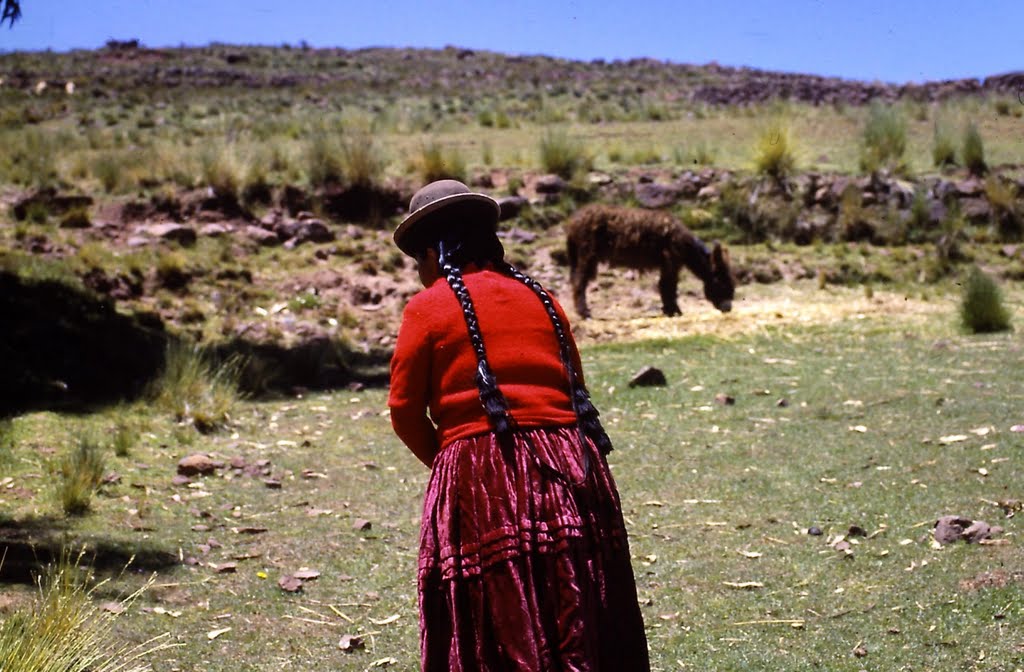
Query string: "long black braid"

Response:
xmin=434 ymin=231 xmax=613 ymax=459
xmin=437 ymin=239 xmax=514 ymax=436
xmin=496 ymin=261 xmax=613 ymax=455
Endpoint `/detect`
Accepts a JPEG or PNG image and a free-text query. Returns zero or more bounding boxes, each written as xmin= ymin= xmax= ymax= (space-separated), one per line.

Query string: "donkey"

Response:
xmin=565 ymin=204 xmax=736 ymax=319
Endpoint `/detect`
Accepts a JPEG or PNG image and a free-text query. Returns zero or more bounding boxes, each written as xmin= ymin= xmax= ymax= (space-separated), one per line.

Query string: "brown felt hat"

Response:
xmin=394 ymin=179 xmax=500 ymax=257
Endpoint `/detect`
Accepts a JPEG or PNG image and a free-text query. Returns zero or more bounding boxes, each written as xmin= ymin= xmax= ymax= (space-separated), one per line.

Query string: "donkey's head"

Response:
xmin=703 ymin=242 xmax=736 ymax=312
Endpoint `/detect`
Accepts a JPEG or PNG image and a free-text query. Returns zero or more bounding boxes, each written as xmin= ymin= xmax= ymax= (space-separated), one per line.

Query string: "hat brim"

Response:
xmin=394 ymin=192 xmax=500 ymax=257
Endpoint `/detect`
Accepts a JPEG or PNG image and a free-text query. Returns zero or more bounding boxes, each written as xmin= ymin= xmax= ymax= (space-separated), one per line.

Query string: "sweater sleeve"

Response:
xmin=388 ymin=298 xmax=440 ymax=467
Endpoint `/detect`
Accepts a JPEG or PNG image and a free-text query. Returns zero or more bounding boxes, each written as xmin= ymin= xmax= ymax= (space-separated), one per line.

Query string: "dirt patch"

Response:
xmin=959 ymin=570 xmax=1024 ymax=592
xmin=569 ymin=281 xmax=950 ymax=345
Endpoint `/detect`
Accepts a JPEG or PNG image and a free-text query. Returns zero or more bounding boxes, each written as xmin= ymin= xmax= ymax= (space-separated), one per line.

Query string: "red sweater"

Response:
xmin=389 ymin=269 xmax=584 ymax=465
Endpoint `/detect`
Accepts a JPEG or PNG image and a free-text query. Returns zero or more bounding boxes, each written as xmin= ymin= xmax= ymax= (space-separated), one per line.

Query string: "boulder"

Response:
xmin=142 ymin=223 xmax=197 ymax=246
xmin=960 ymin=197 xmax=992 ymax=223
xmin=496 ymin=195 xmax=528 ymax=221
xmin=199 ymin=223 xmax=232 ymax=237
xmin=628 ymin=366 xmax=667 ymax=388
xmin=634 ymin=182 xmax=681 ymax=209
xmin=953 ymin=177 xmax=984 ymax=197
xmin=245 ymin=225 xmax=281 ymax=246
xmin=934 ymin=515 xmax=1001 ymax=544
xmin=534 ymin=174 xmax=567 ymax=194
xmin=177 ymin=453 xmax=222 ymax=476
xmin=696 ymin=184 xmax=720 ymax=200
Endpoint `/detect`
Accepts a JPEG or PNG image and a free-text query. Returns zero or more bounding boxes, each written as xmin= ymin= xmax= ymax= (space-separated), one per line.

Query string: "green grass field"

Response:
xmin=2 ymin=281 xmax=1021 ymax=671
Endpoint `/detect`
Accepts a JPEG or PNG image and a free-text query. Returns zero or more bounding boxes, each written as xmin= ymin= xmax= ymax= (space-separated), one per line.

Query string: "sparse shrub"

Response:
xmin=674 ymin=143 xmax=716 ymax=167
xmin=906 ymin=187 xmax=933 ymax=240
xmin=60 ymin=207 xmax=91 ymax=229
xmin=288 ymin=290 xmax=321 ymax=312
xmin=960 ymin=266 xmax=1012 ymax=333
xmin=155 ymin=251 xmax=190 ymax=289
xmin=481 ymin=141 xmax=494 ymax=166
xmin=57 ymin=435 xmax=106 ymax=516
xmin=91 ymin=151 xmax=123 ymax=192
xmin=0 ymin=550 xmax=161 ymax=672
xmin=932 ymin=121 xmax=957 ymax=168
xmin=4 ymin=128 xmax=60 ymax=187
xmin=538 ymin=129 xmax=591 ymax=180
xmin=111 ymin=416 xmax=139 ymax=457
xmin=417 ymin=140 xmax=466 ymax=183
xmin=21 ymin=201 xmax=50 ymax=224
xmin=753 ymin=122 xmax=796 ymax=179
xmin=147 ymin=342 xmax=244 ymax=433
xmin=860 ymin=101 xmax=907 ymax=174
xmin=962 ymin=121 xmax=987 ymax=176
xmin=985 ymin=176 xmax=1021 ymax=241
xmin=305 ymin=126 xmax=344 ymax=188
xmin=199 ymin=144 xmax=241 ymax=199
xmin=506 ymin=174 xmax=523 ymax=196
xmin=630 ymin=147 xmax=662 ymax=165
xmin=993 ymin=98 xmax=1012 ymax=116
xmin=340 ymin=134 xmax=386 ymax=188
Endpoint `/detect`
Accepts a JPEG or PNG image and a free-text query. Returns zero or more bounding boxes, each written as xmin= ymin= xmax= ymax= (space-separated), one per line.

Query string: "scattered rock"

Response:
xmin=278 ymin=575 xmax=303 ymax=593
xmin=534 ymin=174 xmax=566 ymax=194
xmin=634 ymin=182 xmax=681 ymax=209
xmin=177 ymin=453 xmax=221 ymax=476
xmin=141 ymin=223 xmax=197 ymax=246
xmin=628 ymin=366 xmax=667 ymax=388
xmin=199 ymin=223 xmax=232 ymax=237
xmin=244 ymin=225 xmax=281 ymax=246
xmin=496 ymin=195 xmax=528 ymax=221
xmin=352 ymin=518 xmax=372 ymax=531
xmin=338 ymin=634 xmax=365 ymax=652
xmin=714 ymin=392 xmax=735 ymax=406
xmin=807 ymin=526 xmax=823 ymax=536
xmin=934 ymin=515 xmax=1001 ymax=544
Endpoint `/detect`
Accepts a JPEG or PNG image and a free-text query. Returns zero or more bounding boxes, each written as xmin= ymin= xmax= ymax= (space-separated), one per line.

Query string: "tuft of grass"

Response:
xmin=305 ymin=126 xmax=344 ymax=188
xmin=416 ymin=140 xmax=466 ymax=183
xmin=91 ymin=151 xmax=124 ymax=192
xmin=859 ymin=101 xmax=907 ymax=174
xmin=960 ymin=266 xmax=1012 ymax=333
xmin=0 ymin=550 xmax=166 ymax=672
xmin=0 ymin=417 xmax=15 ymax=468
xmin=931 ymin=120 xmax=957 ymax=168
xmin=339 ymin=133 xmax=386 ymax=188
xmin=56 ymin=435 xmax=106 ymax=516
xmin=147 ymin=342 xmax=244 ymax=433
xmin=753 ymin=122 xmax=796 ymax=179
xmin=538 ymin=128 xmax=591 ymax=180
xmin=60 ymin=207 xmax=92 ymax=229
xmin=674 ymin=142 xmax=716 ymax=167
xmin=111 ymin=416 xmax=140 ymax=458
xmin=984 ymin=176 xmax=1021 ymax=241
xmin=199 ymin=143 xmax=241 ymax=199
xmin=962 ymin=121 xmax=987 ymax=176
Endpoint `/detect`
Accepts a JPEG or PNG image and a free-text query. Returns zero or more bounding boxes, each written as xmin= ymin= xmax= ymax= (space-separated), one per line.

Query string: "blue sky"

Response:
xmin=2 ymin=0 xmax=1021 ymax=84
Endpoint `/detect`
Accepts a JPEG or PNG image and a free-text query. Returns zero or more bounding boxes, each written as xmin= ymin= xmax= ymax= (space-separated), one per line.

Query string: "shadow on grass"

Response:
xmin=0 ymin=271 xmax=391 ymax=417
xmin=0 ymin=514 xmax=179 ymax=585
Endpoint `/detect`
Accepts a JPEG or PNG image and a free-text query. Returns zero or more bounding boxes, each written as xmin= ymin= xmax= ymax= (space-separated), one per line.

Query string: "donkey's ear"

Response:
xmin=711 ymin=241 xmax=725 ymax=266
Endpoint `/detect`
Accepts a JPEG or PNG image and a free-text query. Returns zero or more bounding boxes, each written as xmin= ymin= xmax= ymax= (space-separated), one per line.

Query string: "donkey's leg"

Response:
xmin=571 ymin=256 xmax=598 ymax=319
xmin=658 ymin=262 xmax=682 ymax=316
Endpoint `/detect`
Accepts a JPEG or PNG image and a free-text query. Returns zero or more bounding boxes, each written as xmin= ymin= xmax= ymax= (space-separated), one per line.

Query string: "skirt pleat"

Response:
xmin=418 ymin=426 xmax=650 ymax=672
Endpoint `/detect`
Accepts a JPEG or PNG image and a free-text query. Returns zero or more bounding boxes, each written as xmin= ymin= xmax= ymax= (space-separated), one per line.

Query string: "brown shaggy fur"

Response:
xmin=565 ymin=204 xmax=736 ymax=319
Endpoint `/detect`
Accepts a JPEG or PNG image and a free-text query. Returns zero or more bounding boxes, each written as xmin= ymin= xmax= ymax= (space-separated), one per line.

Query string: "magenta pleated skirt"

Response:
xmin=418 ymin=425 xmax=650 ymax=672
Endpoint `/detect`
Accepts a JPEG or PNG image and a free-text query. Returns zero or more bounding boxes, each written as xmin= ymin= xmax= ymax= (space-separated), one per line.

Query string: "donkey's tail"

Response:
xmin=566 ymin=234 xmax=578 ymax=273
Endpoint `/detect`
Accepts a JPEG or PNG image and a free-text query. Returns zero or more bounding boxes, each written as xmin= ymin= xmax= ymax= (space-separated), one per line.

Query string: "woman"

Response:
xmin=389 ymin=179 xmax=650 ymax=671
